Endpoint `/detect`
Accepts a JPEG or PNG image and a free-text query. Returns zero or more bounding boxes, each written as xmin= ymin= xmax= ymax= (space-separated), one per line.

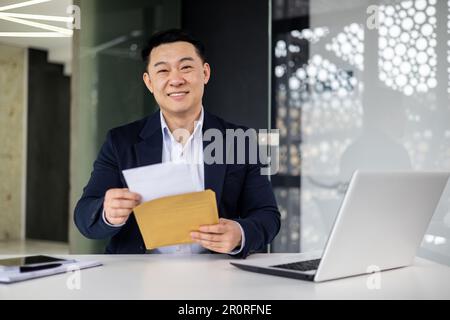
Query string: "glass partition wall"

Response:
xmin=271 ymin=0 xmax=450 ymax=265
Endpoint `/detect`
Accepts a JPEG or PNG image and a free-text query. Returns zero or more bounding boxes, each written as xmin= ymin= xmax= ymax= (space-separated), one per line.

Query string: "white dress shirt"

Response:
xmin=103 ymin=107 xmax=245 ymax=254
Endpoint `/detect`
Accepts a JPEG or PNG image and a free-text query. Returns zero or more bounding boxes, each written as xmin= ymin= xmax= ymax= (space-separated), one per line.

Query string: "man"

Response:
xmin=74 ymin=29 xmax=280 ymax=258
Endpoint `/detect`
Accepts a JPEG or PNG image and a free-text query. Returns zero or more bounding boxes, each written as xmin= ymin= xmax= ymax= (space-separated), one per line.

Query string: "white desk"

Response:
xmin=1 ymin=253 xmax=450 ymax=299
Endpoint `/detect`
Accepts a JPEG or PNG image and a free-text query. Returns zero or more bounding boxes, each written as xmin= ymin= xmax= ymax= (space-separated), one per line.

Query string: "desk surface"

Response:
xmin=1 ymin=253 xmax=450 ymax=299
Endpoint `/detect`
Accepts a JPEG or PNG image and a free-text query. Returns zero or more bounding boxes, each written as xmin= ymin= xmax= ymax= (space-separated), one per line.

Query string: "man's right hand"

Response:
xmin=104 ymin=188 xmax=142 ymax=226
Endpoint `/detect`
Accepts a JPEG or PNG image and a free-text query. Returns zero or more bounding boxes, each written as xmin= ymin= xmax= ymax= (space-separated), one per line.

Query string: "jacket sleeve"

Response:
xmin=232 ymin=162 xmax=281 ymax=259
xmin=74 ymin=130 xmax=125 ymax=239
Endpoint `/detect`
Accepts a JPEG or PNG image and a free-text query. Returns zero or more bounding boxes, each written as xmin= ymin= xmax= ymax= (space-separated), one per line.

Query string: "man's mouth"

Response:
xmin=167 ymin=91 xmax=189 ymax=97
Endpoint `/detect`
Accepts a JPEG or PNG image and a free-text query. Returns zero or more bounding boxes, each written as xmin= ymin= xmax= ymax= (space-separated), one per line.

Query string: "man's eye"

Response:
xmin=157 ymin=69 xmax=168 ymax=73
xmin=181 ymin=66 xmax=192 ymax=70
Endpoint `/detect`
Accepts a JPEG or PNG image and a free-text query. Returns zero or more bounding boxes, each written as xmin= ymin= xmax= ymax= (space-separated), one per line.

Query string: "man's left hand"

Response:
xmin=190 ymin=218 xmax=242 ymax=254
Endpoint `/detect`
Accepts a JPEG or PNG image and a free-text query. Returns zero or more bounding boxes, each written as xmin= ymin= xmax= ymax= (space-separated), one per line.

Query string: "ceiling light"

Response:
xmin=0 ymin=15 xmax=73 ymax=36
xmin=0 ymin=0 xmax=51 ymax=12
xmin=0 ymin=32 xmax=70 ymax=37
xmin=0 ymin=12 xmax=73 ymax=22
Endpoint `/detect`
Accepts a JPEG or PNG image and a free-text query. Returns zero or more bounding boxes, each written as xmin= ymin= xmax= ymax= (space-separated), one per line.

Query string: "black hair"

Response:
xmin=141 ymin=29 xmax=206 ymax=70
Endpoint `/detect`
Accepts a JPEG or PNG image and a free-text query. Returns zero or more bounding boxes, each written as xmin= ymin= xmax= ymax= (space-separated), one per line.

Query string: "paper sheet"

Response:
xmin=122 ymin=162 xmax=198 ymax=202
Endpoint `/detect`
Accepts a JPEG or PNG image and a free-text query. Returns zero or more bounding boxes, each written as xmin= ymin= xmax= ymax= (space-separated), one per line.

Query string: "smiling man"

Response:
xmin=74 ymin=29 xmax=280 ymax=257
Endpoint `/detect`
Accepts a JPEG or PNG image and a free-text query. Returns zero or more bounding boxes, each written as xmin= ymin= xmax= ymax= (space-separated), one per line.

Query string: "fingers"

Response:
xmin=190 ymin=231 xmax=227 ymax=252
xmin=107 ymin=208 xmax=132 ymax=219
xmin=198 ymin=223 xmax=226 ymax=234
xmin=190 ymin=231 xmax=223 ymax=242
xmin=104 ymin=188 xmax=142 ymax=210
xmin=198 ymin=218 xmax=233 ymax=233
xmin=106 ymin=188 xmax=141 ymax=202
xmin=109 ymin=199 xmax=140 ymax=209
xmin=104 ymin=207 xmax=133 ymax=226
xmin=103 ymin=188 xmax=142 ymax=226
xmin=191 ymin=236 xmax=227 ymax=253
xmin=191 ymin=219 xmax=242 ymax=253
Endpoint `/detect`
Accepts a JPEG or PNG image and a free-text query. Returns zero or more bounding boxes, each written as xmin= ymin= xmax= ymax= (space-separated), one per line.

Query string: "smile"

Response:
xmin=167 ymin=91 xmax=189 ymax=97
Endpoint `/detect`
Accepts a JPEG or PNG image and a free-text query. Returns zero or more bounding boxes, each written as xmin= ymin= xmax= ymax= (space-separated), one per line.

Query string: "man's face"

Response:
xmin=143 ymin=41 xmax=210 ymax=116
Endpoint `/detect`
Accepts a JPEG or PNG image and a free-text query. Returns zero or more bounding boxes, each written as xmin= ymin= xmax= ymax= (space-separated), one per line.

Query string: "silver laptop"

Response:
xmin=231 ymin=171 xmax=450 ymax=282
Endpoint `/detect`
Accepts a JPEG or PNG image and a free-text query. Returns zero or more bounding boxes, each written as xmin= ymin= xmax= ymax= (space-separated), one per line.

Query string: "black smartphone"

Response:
xmin=0 ymin=255 xmax=67 ymax=268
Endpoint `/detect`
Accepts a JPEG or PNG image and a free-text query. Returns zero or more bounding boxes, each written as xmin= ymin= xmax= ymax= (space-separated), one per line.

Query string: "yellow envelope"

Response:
xmin=133 ymin=189 xmax=219 ymax=249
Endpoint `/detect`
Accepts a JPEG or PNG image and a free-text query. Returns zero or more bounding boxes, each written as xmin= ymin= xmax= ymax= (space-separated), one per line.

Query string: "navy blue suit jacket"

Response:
xmin=74 ymin=110 xmax=280 ymax=258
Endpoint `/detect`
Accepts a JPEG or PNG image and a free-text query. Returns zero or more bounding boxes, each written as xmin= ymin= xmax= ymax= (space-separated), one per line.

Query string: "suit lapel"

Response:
xmin=134 ymin=110 xmax=162 ymax=166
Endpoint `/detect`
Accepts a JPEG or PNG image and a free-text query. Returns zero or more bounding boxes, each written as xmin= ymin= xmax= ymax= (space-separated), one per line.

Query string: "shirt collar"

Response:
xmin=160 ymin=107 xmax=204 ymax=141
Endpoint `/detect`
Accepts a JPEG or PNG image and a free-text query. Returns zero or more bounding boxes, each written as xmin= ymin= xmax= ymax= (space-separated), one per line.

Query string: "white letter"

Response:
xmin=259 ymin=129 xmax=279 ymax=176
xmin=67 ymin=5 xmax=81 ymax=30
xmin=203 ymin=128 xmax=223 ymax=164
xmin=366 ymin=265 xmax=381 ymax=290
xmin=366 ymin=5 xmax=379 ymax=30
xmin=66 ymin=264 xmax=81 ymax=290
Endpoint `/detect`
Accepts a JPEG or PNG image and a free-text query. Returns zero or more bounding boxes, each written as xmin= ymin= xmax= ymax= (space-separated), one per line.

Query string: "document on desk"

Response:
xmin=123 ymin=163 xmax=219 ymax=249
xmin=0 ymin=260 xmax=102 ymax=284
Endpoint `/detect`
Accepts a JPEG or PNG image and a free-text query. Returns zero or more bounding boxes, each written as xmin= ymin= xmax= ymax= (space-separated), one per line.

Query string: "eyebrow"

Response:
xmin=153 ymin=56 xmax=195 ymax=68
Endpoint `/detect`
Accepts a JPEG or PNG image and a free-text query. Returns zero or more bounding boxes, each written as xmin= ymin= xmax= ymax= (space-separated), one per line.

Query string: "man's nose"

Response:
xmin=168 ymin=71 xmax=185 ymax=87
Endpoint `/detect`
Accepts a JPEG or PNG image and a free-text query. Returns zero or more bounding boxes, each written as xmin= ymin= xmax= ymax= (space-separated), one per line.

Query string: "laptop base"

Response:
xmin=230 ymin=262 xmax=316 ymax=281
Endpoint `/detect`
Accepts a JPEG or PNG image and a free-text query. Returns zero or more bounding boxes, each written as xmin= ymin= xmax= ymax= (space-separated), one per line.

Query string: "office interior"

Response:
xmin=0 ymin=0 xmax=449 ymax=266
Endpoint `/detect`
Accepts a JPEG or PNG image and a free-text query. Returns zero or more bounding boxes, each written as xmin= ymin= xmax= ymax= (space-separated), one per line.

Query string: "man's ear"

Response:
xmin=203 ymin=63 xmax=211 ymax=85
xmin=143 ymin=72 xmax=154 ymax=94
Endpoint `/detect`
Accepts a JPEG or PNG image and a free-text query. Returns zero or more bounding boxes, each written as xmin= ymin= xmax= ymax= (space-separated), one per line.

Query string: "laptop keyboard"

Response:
xmin=271 ymin=259 xmax=321 ymax=272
